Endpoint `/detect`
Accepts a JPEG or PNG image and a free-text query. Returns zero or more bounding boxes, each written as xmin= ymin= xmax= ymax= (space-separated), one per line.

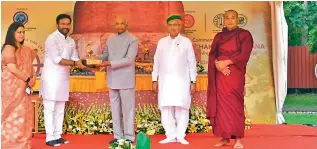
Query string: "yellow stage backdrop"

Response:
xmin=1 ymin=1 xmax=276 ymax=124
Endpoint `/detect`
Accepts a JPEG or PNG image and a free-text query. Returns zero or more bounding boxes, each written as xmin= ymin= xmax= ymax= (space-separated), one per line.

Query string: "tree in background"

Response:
xmin=284 ymin=1 xmax=317 ymax=53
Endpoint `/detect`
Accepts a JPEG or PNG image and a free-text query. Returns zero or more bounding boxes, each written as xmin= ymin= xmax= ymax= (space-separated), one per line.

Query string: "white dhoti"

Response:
xmin=43 ymin=99 xmax=66 ymax=142
xmin=152 ymin=34 xmax=197 ymax=144
xmin=161 ymin=106 xmax=189 ymax=139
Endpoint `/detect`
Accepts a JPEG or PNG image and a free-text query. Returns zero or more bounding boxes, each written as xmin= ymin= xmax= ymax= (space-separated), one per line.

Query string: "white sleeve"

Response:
xmin=45 ymin=36 xmax=62 ymax=64
xmin=187 ymin=39 xmax=197 ymax=82
xmin=152 ymin=41 xmax=161 ymax=81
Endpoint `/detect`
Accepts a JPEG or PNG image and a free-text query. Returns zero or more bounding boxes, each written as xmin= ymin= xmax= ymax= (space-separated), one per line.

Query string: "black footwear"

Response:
xmin=126 ymin=139 xmax=134 ymax=143
xmin=109 ymin=138 xmax=118 ymax=144
xmin=46 ymin=140 xmax=61 ymax=147
xmin=56 ymin=138 xmax=69 ymax=144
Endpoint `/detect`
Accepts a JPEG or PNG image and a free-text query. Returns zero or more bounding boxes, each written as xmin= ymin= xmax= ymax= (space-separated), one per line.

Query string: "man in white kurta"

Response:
xmin=152 ymin=15 xmax=197 ymax=145
xmin=40 ymin=14 xmax=85 ymax=147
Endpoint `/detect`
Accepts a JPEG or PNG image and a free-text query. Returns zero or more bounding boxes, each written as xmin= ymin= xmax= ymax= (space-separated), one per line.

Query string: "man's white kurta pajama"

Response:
xmin=152 ymin=34 xmax=197 ymax=140
xmin=40 ymin=30 xmax=79 ymax=142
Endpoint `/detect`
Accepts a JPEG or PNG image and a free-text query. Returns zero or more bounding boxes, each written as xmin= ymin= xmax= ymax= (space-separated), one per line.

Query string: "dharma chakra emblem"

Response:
xmin=184 ymin=14 xmax=195 ymax=28
xmin=213 ymin=13 xmax=247 ymax=29
xmin=13 ymin=11 xmax=28 ymax=25
xmin=213 ymin=13 xmax=224 ymax=29
xmin=237 ymin=14 xmax=247 ymax=27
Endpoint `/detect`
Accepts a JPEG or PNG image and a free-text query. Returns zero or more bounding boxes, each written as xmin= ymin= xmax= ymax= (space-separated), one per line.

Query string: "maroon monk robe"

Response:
xmin=207 ymin=27 xmax=253 ymax=139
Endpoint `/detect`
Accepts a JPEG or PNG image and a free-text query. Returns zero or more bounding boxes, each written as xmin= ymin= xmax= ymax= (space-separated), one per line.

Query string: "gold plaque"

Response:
xmin=82 ymin=59 xmax=102 ymax=66
xmin=82 ymin=42 xmax=102 ymax=67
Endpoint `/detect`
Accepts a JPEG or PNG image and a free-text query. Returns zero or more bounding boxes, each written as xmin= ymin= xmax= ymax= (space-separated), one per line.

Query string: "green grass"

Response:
xmin=283 ymin=94 xmax=317 ymax=108
xmin=283 ymin=113 xmax=317 ymax=124
xmin=283 ymin=94 xmax=317 ymax=124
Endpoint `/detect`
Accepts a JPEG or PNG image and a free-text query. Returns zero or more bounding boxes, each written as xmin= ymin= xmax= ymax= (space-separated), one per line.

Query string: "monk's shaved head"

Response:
xmin=114 ymin=16 xmax=128 ymax=34
xmin=225 ymin=10 xmax=238 ymax=18
xmin=224 ymin=9 xmax=239 ymax=30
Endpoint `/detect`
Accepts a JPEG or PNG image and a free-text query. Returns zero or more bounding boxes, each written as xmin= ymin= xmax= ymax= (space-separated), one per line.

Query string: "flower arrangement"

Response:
xmin=109 ymin=139 xmax=135 ymax=149
xmin=62 ymin=64 xmax=208 ymax=75
xmin=188 ymin=105 xmax=212 ymax=133
xmin=135 ymin=104 xmax=164 ymax=135
xmin=70 ymin=66 xmax=84 ymax=73
xmin=244 ymin=104 xmax=252 ymax=130
xmin=197 ymin=62 xmax=205 ymax=73
xmin=38 ymin=104 xmax=45 ymax=128
xmin=245 ymin=118 xmax=252 ymax=130
xmin=36 ymin=104 xmax=251 ymax=135
xmin=63 ymin=104 xmax=113 ymax=134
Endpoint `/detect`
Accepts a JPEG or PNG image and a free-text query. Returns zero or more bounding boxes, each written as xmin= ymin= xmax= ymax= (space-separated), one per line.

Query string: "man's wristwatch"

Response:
xmin=191 ymin=81 xmax=196 ymax=84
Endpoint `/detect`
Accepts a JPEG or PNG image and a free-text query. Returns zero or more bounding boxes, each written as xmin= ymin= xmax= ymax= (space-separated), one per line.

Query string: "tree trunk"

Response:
xmin=301 ymin=1 xmax=308 ymax=46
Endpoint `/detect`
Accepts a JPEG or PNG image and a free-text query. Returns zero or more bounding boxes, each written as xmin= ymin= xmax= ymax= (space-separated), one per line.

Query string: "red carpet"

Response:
xmin=32 ymin=124 xmax=317 ymax=149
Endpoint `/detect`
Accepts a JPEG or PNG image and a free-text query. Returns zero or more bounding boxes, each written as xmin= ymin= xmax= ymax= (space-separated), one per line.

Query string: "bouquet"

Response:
xmin=109 ymin=139 xmax=135 ymax=149
xmin=70 ymin=66 xmax=84 ymax=73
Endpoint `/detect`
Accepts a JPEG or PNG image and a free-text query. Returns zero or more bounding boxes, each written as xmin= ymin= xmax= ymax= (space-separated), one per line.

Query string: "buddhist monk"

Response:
xmin=206 ymin=10 xmax=254 ymax=149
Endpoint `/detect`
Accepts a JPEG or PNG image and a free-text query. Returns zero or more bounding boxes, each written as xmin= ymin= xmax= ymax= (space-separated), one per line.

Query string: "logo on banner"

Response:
xmin=13 ymin=11 xmax=28 ymax=25
xmin=184 ymin=14 xmax=195 ymax=28
xmin=237 ymin=14 xmax=247 ymax=27
xmin=213 ymin=13 xmax=224 ymax=29
xmin=213 ymin=13 xmax=247 ymax=29
xmin=33 ymin=53 xmax=43 ymax=73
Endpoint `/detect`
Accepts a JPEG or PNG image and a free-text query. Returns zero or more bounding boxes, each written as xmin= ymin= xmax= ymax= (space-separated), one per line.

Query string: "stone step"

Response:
xmin=283 ymin=107 xmax=317 ymax=112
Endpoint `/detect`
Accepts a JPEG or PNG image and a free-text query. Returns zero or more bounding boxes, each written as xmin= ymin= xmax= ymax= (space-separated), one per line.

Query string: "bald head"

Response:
xmin=114 ymin=16 xmax=128 ymax=34
xmin=225 ymin=10 xmax=238 ymax=18
xmin=224 ymin=9 xmax=239 ymax=30
xmin=115 ymin=16 xmax=128 ymax=24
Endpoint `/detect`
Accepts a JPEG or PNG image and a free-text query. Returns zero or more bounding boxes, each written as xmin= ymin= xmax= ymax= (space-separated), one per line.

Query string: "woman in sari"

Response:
xmin=207 ymin=10 xmax=254 ymax=149
xmin=1 ymin=22 xmax=37 ymax=149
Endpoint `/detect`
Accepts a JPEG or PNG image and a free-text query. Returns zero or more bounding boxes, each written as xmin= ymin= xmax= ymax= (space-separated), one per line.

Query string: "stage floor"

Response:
xmin=32 ymin=124 xmax=317 ymax=149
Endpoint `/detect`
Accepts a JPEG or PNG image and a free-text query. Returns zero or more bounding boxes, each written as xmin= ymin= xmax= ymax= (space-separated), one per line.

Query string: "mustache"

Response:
xmin=58 ymin=28 xmax=70 ymax=35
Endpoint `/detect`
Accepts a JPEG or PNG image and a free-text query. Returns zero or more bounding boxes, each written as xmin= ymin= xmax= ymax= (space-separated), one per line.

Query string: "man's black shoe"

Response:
xmin=56 ymin=138 xmax=69 ymax=144
xmin=46 ymin=140 xmax=60 ymax=147
xmin=109 ymin=138 xmax=118 ymax=144
xmin=126 ymin=139 xmax=134 ymax=143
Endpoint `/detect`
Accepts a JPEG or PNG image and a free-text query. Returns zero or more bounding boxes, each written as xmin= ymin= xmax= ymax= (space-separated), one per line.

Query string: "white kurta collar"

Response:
xmin=168 ymin=33 xmax=181 ymax=40
xmin=168 ymin=33 xmax=182 ymax=46
xmin=55 ymin=30 xmax=69 ymax=40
